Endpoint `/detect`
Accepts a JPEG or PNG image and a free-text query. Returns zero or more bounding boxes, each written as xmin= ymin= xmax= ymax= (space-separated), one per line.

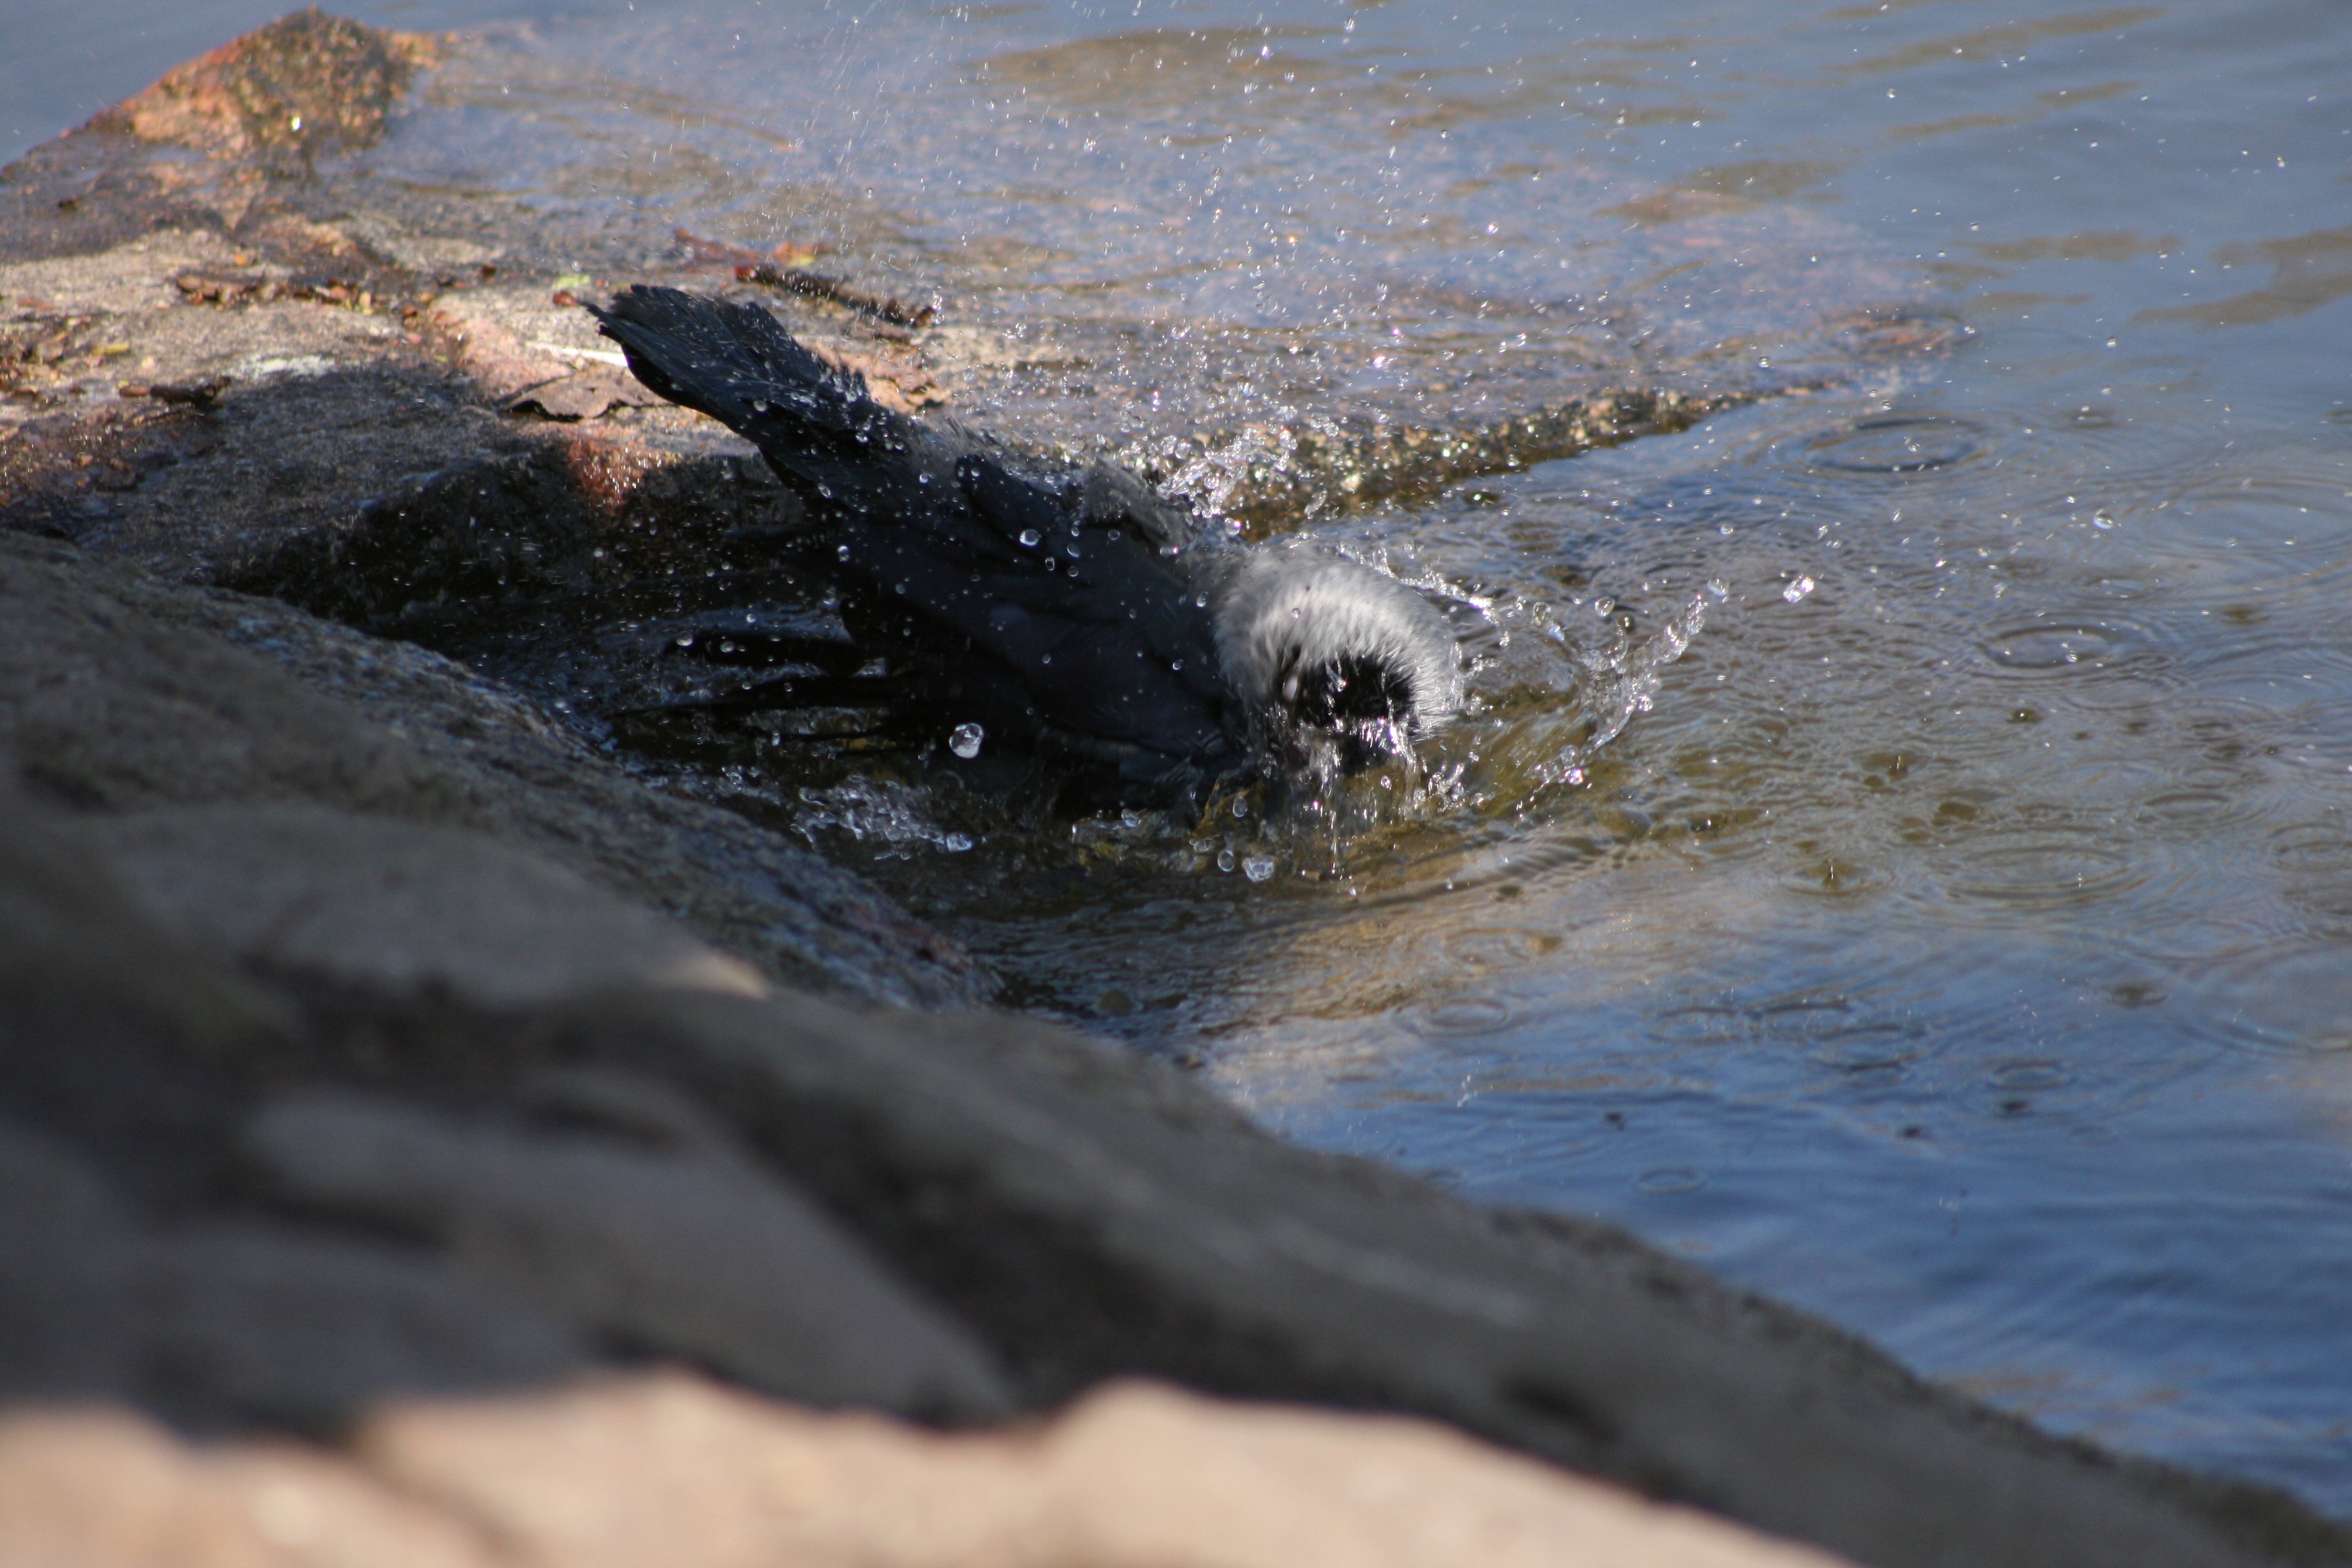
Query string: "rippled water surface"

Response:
xmin=30 ymin=0 xmax=2352 ymax=1512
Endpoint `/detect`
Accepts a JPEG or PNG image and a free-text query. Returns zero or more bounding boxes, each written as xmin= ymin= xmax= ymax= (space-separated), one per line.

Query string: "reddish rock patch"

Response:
xmin=88 ymin=8 xmax=443 ymax=161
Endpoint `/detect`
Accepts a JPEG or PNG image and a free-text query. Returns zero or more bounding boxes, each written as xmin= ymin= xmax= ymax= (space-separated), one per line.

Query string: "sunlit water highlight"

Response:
xmin=29 ymin=0 xmax=2352 ymax=1512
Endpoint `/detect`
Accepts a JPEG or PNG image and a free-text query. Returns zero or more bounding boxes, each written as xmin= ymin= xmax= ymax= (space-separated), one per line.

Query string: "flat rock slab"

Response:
xmin=90 ymin=804 xmax=771 ymax=1007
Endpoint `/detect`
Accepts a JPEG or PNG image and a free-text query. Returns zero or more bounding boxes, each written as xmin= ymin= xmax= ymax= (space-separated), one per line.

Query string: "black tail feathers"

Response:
xmin=585 ymin=285 xmax=878 ymax=442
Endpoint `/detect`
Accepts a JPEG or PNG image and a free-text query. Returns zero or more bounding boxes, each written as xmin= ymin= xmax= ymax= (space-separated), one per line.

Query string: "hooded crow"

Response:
xmin=586 ymin=285 xmax=1460 ymax=803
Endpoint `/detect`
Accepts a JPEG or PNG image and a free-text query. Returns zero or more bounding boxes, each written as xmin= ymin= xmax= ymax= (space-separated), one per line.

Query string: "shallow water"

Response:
xmin=24 ymin=0 xmax=2352 ymax=1512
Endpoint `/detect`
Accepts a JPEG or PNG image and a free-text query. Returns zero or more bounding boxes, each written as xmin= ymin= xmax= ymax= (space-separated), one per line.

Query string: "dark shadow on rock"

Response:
xmin=0 ymin=534 xmax=984 ymax=1006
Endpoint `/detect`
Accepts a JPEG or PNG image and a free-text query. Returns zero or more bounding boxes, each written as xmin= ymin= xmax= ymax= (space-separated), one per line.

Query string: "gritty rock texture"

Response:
xmin=1 ymin=14 xmax=2349 ymax=1568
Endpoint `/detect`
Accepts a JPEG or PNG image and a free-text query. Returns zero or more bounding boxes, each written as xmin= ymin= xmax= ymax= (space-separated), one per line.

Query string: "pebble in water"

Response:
xmin=949 ymin=722 xmax=985 ymax=759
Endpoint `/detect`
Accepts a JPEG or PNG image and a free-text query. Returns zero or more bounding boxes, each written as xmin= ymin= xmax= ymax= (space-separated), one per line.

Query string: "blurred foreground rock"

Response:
xmin=2 ymin=13 xmax=2349 ymax=1568
xmin=0 ymin=1374 xmax=1854 ymax=1568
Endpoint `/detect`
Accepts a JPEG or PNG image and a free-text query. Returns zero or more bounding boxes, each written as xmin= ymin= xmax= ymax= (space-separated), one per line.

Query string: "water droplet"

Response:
xmin=837 ymin=544 xmax=852 ymax=560
xmin=949 ymin=722 xmax=984 ymax=759
xmin=1706 ymin=578 xmax=1729 ymax=600
xmin=942 ymin=832 xmax=974 ymax=852
xmin=1243 ymin=854 xmax=1275 ymax=882
xmin=1216 ymin=848 xmax=1238 ymax=872
xmin=675 ymin=632 xmax=696 ymax=648
xmin=751 ymin=398 xmax=769 ymax=413
xmin=1018 ymin=528 xmax=1042 ymax=547
xmin=1782 ymin=575 xmax=1817 ymax=603
xmin=1231 ymin=797 xmax=1249 ymax=818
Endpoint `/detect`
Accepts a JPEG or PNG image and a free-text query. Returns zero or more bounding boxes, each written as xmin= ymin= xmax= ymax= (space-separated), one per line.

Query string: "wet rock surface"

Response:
xmin=2 ymin=13 xmax=2348 ymax=1568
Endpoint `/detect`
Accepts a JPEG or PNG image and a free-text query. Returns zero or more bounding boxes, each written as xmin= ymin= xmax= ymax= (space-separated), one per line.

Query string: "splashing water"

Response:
xmin=1152 ymin=422 xmax=1302 ymax=522
xmin=795 ymin=779 xmax=975 ymax=858
xmin=1540 ymin=589 xmax=1714 ymax=791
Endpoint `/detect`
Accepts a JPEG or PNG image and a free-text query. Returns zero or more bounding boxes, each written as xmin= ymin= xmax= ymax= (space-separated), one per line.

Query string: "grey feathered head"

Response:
xmin=1210 ymin=544 xmax=1463 ymax=772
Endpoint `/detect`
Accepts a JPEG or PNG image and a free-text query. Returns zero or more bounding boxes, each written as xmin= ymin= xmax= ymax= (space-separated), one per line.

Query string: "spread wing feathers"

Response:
xmin=590 ymin=286 xmax=1235 ymax=773
xmin=840 ymin=451 xmax=1233 ymax=765
xmin=587 ymin=284 xmax=907 ymax=517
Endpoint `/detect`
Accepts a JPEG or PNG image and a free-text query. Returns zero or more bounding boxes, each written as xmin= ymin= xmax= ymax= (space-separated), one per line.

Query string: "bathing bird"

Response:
xmin=586 ymin=285 xmax=1460 ymax=805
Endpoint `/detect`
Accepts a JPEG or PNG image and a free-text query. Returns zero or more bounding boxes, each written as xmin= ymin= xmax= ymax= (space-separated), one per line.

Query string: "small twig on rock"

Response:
xmin=673 ymin=227 xmax=827 ymax=272
xmin=118 ymin=375 xmax=230 ymax=408
xmin=734 ymin=263 xmax=938 ymax=330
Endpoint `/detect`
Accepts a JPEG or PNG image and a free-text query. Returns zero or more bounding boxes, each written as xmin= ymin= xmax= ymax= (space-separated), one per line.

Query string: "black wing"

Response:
xmin=590 ymin=286 xmax=1236 ymax=776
